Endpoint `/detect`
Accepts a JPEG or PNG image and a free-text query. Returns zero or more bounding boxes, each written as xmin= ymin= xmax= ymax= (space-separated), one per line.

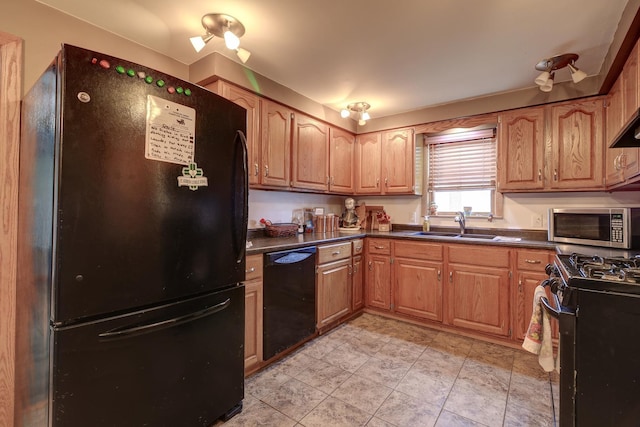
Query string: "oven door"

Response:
xmin=541 ymin=291 xmax=576 ymax=427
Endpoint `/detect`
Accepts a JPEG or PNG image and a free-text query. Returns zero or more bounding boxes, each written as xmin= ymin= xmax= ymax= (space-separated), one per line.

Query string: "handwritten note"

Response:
xmin=145 ymin=95 xmax=196 ymax=165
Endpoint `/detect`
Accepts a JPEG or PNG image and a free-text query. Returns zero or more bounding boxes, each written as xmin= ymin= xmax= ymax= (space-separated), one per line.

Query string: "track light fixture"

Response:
xmin=190 ymin=13 xmax=251 ymax=63
xmin=534 ymin=53 xmax=586 ymax=92
xmin=341 ymin=102 xmax=371 ymax=125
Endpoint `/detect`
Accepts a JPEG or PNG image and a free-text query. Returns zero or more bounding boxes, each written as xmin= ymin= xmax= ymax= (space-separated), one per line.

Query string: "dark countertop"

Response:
xmin=245 ymin=225 xmax=556 ymax=255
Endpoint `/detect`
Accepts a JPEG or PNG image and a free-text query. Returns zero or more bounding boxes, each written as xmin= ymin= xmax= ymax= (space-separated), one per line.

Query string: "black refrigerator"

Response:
xmin=16 ymin=45 xmax=248 ymax=426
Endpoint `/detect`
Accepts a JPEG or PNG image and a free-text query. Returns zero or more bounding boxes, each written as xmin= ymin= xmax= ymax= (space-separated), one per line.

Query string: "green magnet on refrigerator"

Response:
xmin=144 ymin=76 xmax=153 ymax=84
xmin=176 ymin=87 xmax=184 ymax=94
xmin=115 ymin=65 xmax=125 ymax=74
xmin=156 ymin=79 xmax=165 ymax=87
xmin=126 ymin=69 xmax=135 ymax=77
xmin=184 ymin=88 xmax=192 ymax=96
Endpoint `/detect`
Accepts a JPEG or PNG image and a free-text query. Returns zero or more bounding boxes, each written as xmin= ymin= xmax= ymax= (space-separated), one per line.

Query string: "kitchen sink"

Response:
xmin=410 ymin=231 xmax=501 ymax=240
xmin=456 ymin=233 xmax=497 ymax=240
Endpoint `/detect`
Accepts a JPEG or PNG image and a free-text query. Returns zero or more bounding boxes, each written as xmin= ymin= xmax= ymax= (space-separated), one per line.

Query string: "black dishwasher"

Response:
xmin=263 ymin=246 xmax=317 ymax=360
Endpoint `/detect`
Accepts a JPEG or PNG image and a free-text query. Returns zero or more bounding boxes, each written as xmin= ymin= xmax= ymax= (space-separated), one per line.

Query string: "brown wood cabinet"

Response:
xmin=292 ymin=114 xmax=329 ymax=191
xmin=498 ymin=97 xmax=605 ymax=192
xmin=392 ymin=241 xmax=443 ymax=322
xmin=329 ymin=128 xmax=356 ymax=193
xmin=260 ymin=99 xmax=293 ymax=188
xmin=352 ymin=239 xmax=364 ymax=311
xmin=355 ymin=128 xmax=416 ymax=194
xmin=549 ymin=98 xmax=605 ymax=190
xmin=208 ymin=81 xmax=262 ymax=186
xmin=244 ymin=254 xmax=263 ymax=374
xmin=445 ymin=245 xmax=511 ymax=337
xmin=316 ymin=242 xmax=352 ymax=330
xmin=365 ymin=239 xmax=392 ymax=310
xmin=497 ymin=107 xmax=545 ymax=191
xmin=606 ymin=39 xmax=640 ymax=188
xmin=513 ymin=249 xmax=555 ymax=341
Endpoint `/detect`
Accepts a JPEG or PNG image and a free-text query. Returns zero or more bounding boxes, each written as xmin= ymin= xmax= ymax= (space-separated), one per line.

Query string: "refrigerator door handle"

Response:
xmin=233 ymin=130 xmax=249 ymax=264
xmin=98 ymin=298 xmax=231 ymax=340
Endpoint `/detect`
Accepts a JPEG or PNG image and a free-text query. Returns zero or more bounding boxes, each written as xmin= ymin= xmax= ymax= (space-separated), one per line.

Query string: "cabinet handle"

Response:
xmin=525 ymin=259 xmax=541 ymax=264
xmin=376 ymin=178 xmax=380 ymax=187
xmin=553 ymin=168 xmax=558 ymax=181
xmin=245 ymin=267 xmax=255 ymax=273
xmin=368 ymin=261 xmax=372 ymax=271
xmin=254 ymin=163 xmax=259 ymax=176
xmin=353 ymin=265 xmax=358 ymax=273
xmin=332 ymin=251 xmax=341 ymax=256
xmin=374 ymin=245 xmax=385 ymax=249
xmin=437 ymin=270 xmax=441 ymax=282
xmin=385 ymin=177 xmax=389 ymax=187
xmin=449 ymin=271 xmax=453 ymax=283
xmin=348 ymin=265 xmax=353 ymax=275
xmin=264 ymin=165 xmax=269 ymax=177
xmin=538 ymin=169 xmax=542 ymax=181
xmin=518 ymin=279 xmax=523 ymax=293
xmin=355 ymin=246 xmax=362 ymax=251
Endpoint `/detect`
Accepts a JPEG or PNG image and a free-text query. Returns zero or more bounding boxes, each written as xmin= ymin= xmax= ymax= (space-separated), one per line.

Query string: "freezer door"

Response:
xmin=51 ymin=286 xmax=244 ymax=426
xmin=52 ymin=45 xmax=248 ymax=323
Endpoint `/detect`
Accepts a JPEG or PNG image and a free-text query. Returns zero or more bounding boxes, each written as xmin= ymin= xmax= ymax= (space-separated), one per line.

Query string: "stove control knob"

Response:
xmin=545 ymin=263 xmax=558 ymax=276
xmin=549 ymin=277 xmax=560 ymax=294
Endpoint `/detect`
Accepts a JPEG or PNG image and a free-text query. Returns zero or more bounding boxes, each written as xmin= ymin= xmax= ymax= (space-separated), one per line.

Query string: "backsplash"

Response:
xmin=249 ymin=189 xmax=640 ymax=231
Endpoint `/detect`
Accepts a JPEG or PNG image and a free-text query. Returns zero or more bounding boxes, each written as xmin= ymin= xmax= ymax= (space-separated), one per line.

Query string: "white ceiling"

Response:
xmin=37 ymin=0 xmax=630 ymax=119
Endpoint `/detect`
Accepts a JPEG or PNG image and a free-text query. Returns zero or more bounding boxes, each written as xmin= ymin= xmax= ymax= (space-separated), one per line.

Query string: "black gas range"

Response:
xmin=542 ymin=253 xmax=640 ymax=427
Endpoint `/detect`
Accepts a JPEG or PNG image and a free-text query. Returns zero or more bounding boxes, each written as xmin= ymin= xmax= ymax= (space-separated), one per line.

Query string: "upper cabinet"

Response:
xmin=329 ymin=128 xmax=356 ymax=194
xmin=291 ymin=113 xmax=329 ymax=191
xmin=605 ymin=39 xmax=640 ymax=188
xmin=498 ymin=97 xmax=605 ymax=192
xmin=261 ymin=99 xmax=293 ymax=188
xmin=355 ymin=127 xmax=419 ymax=195
xmin=207 ymin=81 xmax=261 ymax=185
xmin=497 ymin=107 xmax=545 ymax=191
xmin=549 ymin=98 xmax=604 ymax=190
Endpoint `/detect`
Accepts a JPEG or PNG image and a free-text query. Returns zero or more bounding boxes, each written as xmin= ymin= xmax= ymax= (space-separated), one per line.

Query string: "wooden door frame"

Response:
xmin=0 ymin=31 xmax=21 ymax=427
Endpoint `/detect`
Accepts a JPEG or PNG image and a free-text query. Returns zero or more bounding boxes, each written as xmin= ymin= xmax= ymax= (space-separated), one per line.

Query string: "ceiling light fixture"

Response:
xmin=190 ymin=13 xmax=251 ymax=63
xmin=341 ymin=102 xmax=371 ymax=125
xmin=534 ymin=53 xmax=586 ymax=92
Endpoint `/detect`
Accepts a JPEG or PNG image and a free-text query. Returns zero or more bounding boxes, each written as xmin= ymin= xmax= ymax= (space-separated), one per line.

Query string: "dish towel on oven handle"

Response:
xmin=522 ymin=285 xmax=556 ymax=372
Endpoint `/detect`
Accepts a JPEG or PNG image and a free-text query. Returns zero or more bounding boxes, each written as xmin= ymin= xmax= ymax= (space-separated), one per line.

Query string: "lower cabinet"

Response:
xmin=352 ymin=239 xmax=365 ymax=311
xmin=244 ymin=254 xmax=263 ymax=374
xmin=365 ymin=239 xmax=392 ymax=310
xmin=513 ymin=249 xmax=556 ymax=341
xmin=393 ymin=241 xmax=443 ymax=322
xmin=317 ymin=242 xmax=353 ymax=330
xmin=445 ymin=245 xmax=511 ymax=337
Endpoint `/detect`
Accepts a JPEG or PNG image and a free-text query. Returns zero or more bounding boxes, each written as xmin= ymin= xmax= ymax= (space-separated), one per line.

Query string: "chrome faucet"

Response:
xmin=454 ymin=211 xmax=466 ymax=234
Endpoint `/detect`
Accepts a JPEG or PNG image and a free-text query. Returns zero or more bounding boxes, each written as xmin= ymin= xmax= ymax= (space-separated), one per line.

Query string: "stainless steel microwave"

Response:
xmin=549 ymin=208 xmax=640 ymax=249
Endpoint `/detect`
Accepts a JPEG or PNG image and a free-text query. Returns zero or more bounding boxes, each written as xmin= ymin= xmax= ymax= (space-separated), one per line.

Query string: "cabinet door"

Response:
xmin=498 ymin=107 xmax=545 ymax=190
xmin=352 ymin=254 xmax=364 ymax=311
xmin=622 ymin=41 xmax=639 ymax=125
xmin=244 ymin=278 xmax=263 ymax=373
xmin=606 ymin=77 xmax=626 ymax=186
xmin=549 ymin=99 xmax=604 ymax=189
xmin=260 ymin=99 xmax=292 ymax=188
xmin=317 ymin=258 xmax=352 ymax=328
xmin=214 ymin=82 xmax=261 ymax=185
xmin=291 ymin=114 xmax=329 ymax=191
xmin=394 ymin=257 xmax=443 ymax=322
xmin=355 ymin=132 xmax=382 ymax=193
xmin=329 ymin=128 xmax=355 ymax=193
xmin=365 ymin=254 xmax=391 ymax=311
xmin=382 ymin=128 xmax=415 ymax=194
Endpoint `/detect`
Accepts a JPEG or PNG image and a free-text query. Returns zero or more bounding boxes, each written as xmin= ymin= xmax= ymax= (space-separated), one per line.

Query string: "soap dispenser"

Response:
xmin=423 ymin=215 xmax=430 ymax=232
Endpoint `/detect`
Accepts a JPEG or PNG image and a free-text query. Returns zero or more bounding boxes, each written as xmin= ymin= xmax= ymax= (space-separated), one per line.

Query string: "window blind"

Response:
xmin=426 ymin=129 xmax=496 ymax=191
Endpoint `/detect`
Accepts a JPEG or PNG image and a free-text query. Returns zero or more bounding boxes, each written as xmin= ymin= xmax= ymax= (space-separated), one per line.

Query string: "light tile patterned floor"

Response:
xmin=217 ymin=313 xmax=559 ymax=427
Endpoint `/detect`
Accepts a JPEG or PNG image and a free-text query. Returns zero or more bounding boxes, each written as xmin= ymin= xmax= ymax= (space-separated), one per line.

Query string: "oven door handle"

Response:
xmin=540 ymin=295 xmax=561 ymax=319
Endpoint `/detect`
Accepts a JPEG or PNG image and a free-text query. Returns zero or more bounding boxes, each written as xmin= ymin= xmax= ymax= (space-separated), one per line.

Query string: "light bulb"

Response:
xmin=540 ymin=72 xmax=554 ymax=92
xmin=340 ymin=109 xmax=350 ymax=118
xmin=362 ymin=111 xmax=370 ymax=121
xmin=358 ymin=119 xmax=366 ymax=126
xmin=535 ymin=71 xmax=550 ymax=86
xmin=190 ymin=36 xmax=206 ymax=52
xmin=224 ymin=30 xmax=240 ymax=50
xmin=568 ymin=64 xmax=587 ymax=83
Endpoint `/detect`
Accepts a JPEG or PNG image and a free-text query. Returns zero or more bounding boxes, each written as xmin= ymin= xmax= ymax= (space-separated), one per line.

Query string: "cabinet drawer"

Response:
xmin=352 ymin=239 xmax=364 ymax=255
xmin=318 ymin=242 xmax=352 ymax=264
xmin=447 ymin=244 xmax=510 ymax=268
xmin=516 ymin=250 xmax=551 ymax=271
xmin=245 ymin=254 xmax=263 ymax=281
xmin=368 ymin=238 xmax=391 ymax=255
xmin=393 ymin=241 xmax=443 ymax=261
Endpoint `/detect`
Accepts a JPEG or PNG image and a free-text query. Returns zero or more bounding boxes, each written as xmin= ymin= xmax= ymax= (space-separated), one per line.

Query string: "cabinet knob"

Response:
xmin=368 ymin=261 xmax=372 ymax=271
xmin=518 ymin=279 xmax=522 ymax=292
xmin=553 ymin=168 xmax=558 ymax=181
xmin=385 ymin=177 xmax=389 ymax=187
xmin=538 ymin=169 xmax=542 ymax=181
xmin=246 ymin=267 xmax=255 ymax=273
xmin=376 ymin=178 xmax=380 ymax=187
xmin=264 ymin=165 xmax=269 ymax=177
xmin=254 ymin=163 xmax=259 ymax=176
xmin=449 ymin=271 xmax=453 ymax=283
xmin=437 ymin=270 xmax=441 ymax=282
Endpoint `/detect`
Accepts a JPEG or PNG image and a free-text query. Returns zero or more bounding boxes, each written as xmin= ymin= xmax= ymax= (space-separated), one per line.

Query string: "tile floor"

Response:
xmin=217 ymin=313 xmax=558 ymax=427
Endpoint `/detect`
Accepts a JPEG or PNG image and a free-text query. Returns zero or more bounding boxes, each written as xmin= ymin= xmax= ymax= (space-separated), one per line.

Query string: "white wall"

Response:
xmin=250 ymin=190 xmax=640 ymax=231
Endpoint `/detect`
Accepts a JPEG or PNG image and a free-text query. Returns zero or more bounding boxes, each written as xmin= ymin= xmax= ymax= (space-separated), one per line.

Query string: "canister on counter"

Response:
xmin=326 ymin=213 xmax=337 ymax=232
xmin=314 ymin=214 xmax=325 ymax=233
